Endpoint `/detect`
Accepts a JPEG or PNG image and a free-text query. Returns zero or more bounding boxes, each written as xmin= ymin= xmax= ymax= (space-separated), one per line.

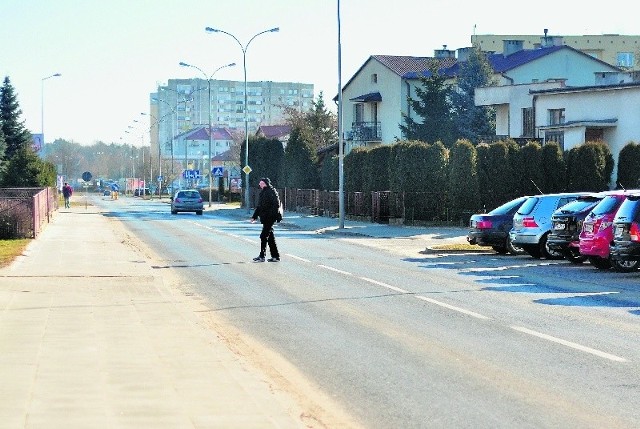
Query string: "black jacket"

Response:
xmin=252 ymin=186 xmax=280 ymax=224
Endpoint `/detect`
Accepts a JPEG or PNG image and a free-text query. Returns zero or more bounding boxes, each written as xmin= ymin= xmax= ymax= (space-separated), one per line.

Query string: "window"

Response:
xmin=522 ymin=107 xmax=534 ymax=137
xmin=617 ymin=52 xmax=634 ymax=68
xmin=371 ymin=73 xmax=378 ymax=83
xmin=354 ymin=103 xmax=364 ymax=123
xmin=545 ymin=131 xmax=564 ymax=150
xmin=548 ymin=108 xmax=565 ymax=125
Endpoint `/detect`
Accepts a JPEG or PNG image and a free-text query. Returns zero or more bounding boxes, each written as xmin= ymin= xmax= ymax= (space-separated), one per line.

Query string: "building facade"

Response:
xmin=338 ymin=43 xmax=620 ymax=154
xmin=151 ymin=78 xmax=313 ymax=161
xmin=472 ymin=32 xmax=640 ymax=70
xmin=475 ymin=74 xmax=640 ymax=187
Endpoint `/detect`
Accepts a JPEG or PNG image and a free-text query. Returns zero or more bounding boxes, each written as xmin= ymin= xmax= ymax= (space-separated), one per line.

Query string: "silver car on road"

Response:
xmin=170 ymin=189 xmax=204 ymax=215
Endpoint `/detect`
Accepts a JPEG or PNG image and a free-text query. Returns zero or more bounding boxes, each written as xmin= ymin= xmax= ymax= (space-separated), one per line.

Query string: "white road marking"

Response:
xmin=193 ymin=220 xmax=628 ymax=364
xmin=511 ymin=326 xmax=627 ymax=362
xmin=286 ymin=254 xmax=310 ymax=263
xmin=415 ymin=296 xmax=491 ymax=320
xmin=318 ymin=264 xmax=353 ymax=276
xmin=360 ymin=277 xmax=409 ymax=294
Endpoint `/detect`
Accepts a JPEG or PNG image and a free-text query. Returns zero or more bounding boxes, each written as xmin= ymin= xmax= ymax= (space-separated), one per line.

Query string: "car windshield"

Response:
xmin=556 ymin=196 xmax=601 ymax=214
xmin=516 ymin=197 xmax=538 ymax=215
xmin=589 ymin=195 xmax=625 ymax=216
xmin=178 ymin=191 xmax=200 ymax=199
xmin=614 ymin=196 xmax=640 ymax=222
xmin=488 ymin=197 xmax=527 ymax=215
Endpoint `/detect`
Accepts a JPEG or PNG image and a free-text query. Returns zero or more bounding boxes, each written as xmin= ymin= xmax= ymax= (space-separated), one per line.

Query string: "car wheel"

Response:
xmin=563 ymin=249 xmax=586 ymax=264
xmin=171 ymin=210 xmax=177 ymax=215
xmin=611 ymin=259 xmax=640 ymax=273
xmin=506 ymin=237 xmax=525 ymax=255
xmin=196 ymin=210 xmax=203 ymax=215
xmin=587 ymin=256 xmax=612 ymax=270
xmin=541 ymin=233 xmax=564 ymax=260
xmin=521 ymin=244 xmax=542 ymax=259
xmin=491 ymin=245 xmax=508 ymax=254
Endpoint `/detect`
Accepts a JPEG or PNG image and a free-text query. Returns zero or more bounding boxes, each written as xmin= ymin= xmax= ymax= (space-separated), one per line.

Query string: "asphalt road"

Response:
xmin=96 ymin=196 xmax=640 ymax=429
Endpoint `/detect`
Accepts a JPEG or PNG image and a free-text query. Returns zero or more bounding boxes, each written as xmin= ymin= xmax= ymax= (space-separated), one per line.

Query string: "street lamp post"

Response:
xmin=41 ymin=73 xmax=61 ymax=145
xmin=141 ymin=112 xmax=160 ymax=198
xmin=179 ymin=61 xmax=235 ymax=207
xmin=151 ymin=96 xmax=177 ymax=192
xmin=205 ymin=26 xmax=279 ymax=211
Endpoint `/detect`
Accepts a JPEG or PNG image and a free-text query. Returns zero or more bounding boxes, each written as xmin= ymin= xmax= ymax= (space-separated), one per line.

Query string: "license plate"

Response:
xmin=615 ymin=226 xmax=624 ymax=237
xmin=553 ymin=223 xmax=566 ymax=230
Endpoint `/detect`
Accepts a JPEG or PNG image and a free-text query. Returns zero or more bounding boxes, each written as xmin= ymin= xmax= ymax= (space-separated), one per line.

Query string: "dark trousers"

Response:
xmin=259 ymin=221 xmax=279 ymax=258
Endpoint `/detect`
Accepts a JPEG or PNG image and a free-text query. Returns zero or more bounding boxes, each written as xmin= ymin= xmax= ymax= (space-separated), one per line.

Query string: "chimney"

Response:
xmin=434 ymin=45 xmax=456 ymax=59
xmin=541 ymin=29 xmax=563 ymax=47
xmin=457 ymin=47 xmax=472 ymax=62
xmin=503 ymin=40 xmax=524 ymax=56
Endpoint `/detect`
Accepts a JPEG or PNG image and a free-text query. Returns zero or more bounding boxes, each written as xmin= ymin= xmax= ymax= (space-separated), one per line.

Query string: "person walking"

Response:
xmin=62 ymin=182 xmax=73 ymax=208
xmin=250 ymin=177 xmax=281 ymax=262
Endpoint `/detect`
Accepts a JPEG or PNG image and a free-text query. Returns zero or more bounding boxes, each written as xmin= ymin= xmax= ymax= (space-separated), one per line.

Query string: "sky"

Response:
xmin=1 ymin=0 xmax=637 ymax=146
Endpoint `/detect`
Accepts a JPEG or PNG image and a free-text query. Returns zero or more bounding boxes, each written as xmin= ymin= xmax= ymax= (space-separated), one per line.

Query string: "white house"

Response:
xmin=476 ymin=78 xmax=640 ymax=187
xmin=338 ymin=41 xmax=621 ymax=154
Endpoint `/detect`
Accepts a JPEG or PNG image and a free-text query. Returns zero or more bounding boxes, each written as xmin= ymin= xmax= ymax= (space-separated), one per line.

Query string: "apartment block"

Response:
xmin=151 ymin=78 xmax=314 ymax=159
xmin=472 ymin=31 xmax=640 ymax=69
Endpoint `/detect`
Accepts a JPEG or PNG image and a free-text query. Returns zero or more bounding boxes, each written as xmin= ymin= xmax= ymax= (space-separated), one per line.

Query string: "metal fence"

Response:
xmin=0 ymin=187 xmax=58 ymax=239
xmin=250 ymin=187 xmax=467 ymax=226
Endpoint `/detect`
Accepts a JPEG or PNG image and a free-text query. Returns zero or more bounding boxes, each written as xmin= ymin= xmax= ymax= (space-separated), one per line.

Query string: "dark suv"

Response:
xmin=547 ymin=193 xmax=606 ymax=263
xmin=609 ymin=194 xmax=640 ymax=271
xmin=467 ymin=196 xmax=528 ymax=254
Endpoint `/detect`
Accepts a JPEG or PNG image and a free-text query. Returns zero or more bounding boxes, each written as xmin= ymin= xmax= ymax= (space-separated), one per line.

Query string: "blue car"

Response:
xmin=467 ymin=196 xmax=528 ymax=254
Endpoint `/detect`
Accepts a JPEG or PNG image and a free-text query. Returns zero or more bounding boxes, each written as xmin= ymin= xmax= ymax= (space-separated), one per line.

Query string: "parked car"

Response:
xmin=546 ymin=193 xmax=606 ymax=263
xmin=170 ymin=189 xmax=204 ymax=215
xmin=510 ymin=192 xmax=590 ymax=259
xmin=608 ymin=193 xmax=640 ymax=272
xmin=134 ymin=188 xmax=150 ymax=197
xmin=467 ymin=196 xmax=528 ymax=254
xmin=579 ymin=191 xmax=640 ymax=270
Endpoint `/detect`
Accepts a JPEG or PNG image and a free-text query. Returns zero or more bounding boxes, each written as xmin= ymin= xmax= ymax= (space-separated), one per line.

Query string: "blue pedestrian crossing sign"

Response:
xmin=212 ymin=167 xmax=224 ymax=177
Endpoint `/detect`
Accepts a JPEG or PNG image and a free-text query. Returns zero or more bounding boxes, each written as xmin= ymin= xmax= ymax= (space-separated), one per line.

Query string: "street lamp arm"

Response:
xmin=211 ymin=62 xmax=236 ymax=79
xmin=205 ymin=27 xmax=243 ymax=51
xmin=246 ymin=27 xmax=280 ymax=51
xmin=180 ymin=61 xmax=207 ymax=80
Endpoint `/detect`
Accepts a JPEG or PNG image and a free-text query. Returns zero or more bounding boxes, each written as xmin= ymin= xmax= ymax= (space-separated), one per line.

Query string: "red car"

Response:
xmin=579 ymin=191 xmax=640 ymax=271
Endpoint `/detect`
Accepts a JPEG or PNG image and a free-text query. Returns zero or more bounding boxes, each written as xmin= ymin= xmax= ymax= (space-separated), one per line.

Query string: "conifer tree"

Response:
xmin=0 ymin=76 xmax=32 ymax=160
xmin=399 ymin=62 xmax=456 ymax=147
xmin=284 ymin=127 xmax=319 ymax=189
xmin=450 ymin=46 xmax=496 ymax=143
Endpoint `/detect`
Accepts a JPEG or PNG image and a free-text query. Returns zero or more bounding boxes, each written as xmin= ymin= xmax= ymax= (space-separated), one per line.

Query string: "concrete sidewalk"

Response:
xmin=0 ymin=205 xmax=315 ymax=429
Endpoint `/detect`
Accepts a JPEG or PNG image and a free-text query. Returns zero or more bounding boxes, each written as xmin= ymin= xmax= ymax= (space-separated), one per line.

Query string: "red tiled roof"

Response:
xmin=257 ymin=125 xmax=291 ymax=139
xmin=372 ymin=55 xmax=457 ymax=78
xmin=179 ymin=126 xmax=234 ymax=141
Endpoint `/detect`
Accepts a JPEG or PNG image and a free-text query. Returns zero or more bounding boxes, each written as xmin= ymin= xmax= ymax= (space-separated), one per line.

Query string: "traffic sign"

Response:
xmin=212 ymin=167 xmax=224 ymax=177
xmin=157 ymin=175 xmax=163 ymax=181
xmin=242 ymin=165 xmax=252 ymax=175
xmin=82 ymin=171 xmax=92 ymax=182
xmin=182 ymin=169 xmax=201 ymax=179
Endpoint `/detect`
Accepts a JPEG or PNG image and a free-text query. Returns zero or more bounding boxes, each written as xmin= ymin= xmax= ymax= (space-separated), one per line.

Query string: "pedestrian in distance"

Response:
xmin=250 ymin=177 xmax=282 ymax=262
xmin=62 ymin=182 xmax=73 ymax=208
xmin=110 ymin=183 xmax=119 ymax=200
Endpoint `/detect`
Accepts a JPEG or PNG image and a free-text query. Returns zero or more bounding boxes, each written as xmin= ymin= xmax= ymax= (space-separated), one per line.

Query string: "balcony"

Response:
xmin=347 ymin=122 xmax=381 ymax=142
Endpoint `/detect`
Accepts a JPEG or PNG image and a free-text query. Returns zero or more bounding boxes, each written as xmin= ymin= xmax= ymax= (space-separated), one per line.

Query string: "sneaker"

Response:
xmin=267 ymin=257 xmax=280 ymax=262
xmin=253 ymin=256 xmax=265 ymax=262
